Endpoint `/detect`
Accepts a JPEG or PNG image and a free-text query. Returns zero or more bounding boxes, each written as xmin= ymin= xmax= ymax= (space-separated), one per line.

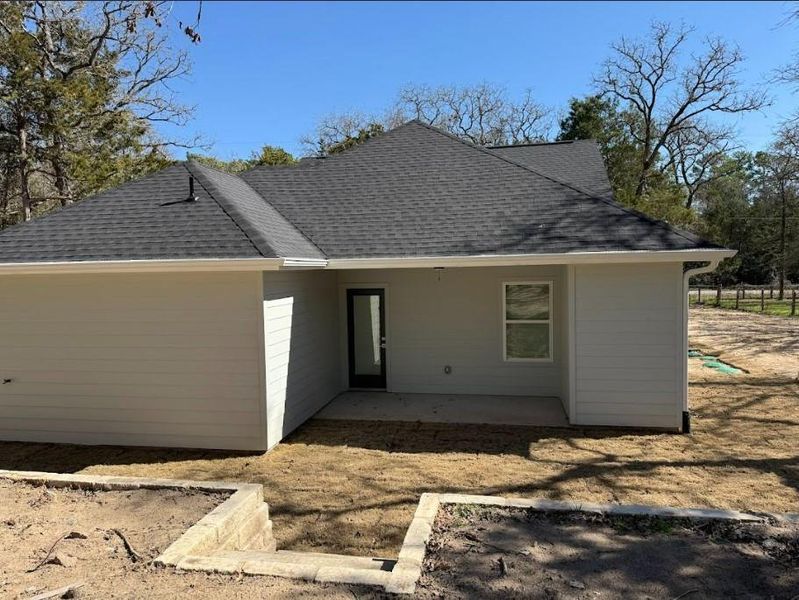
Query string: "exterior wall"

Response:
xmin=0 ymin=272 xmax=267 ymax=450
xmin=262 ymin=270 xmax=340 ymax=449
xmin=572 ymin=262 xmax=683 ymax=429
xmin=337 ymin=266 xmax=567 ymax=398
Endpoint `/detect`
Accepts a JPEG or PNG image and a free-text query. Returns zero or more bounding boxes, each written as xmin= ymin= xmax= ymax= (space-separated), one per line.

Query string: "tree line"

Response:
xmin=0 ymin=6 xmax=796 ymax=292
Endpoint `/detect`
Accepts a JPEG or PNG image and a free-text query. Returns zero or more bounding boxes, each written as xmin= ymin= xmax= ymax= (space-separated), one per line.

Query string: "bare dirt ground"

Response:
xmin=0 ymin=306 xmax=796 ymax=596
xmin=418 ymin=505 xmax=799 ymax=599
xmin=689 ymin=304 xmax=799 ymax=379
xmin=0 ymin=480 xmax=381 ymax=599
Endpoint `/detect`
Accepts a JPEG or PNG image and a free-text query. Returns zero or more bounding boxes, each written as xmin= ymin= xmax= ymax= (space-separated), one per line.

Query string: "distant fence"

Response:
xmin=689 ymin=284 xmax=798 ymax=317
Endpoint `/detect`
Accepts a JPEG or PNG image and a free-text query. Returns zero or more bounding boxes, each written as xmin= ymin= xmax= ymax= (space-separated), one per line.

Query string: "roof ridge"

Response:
xmin=411 ymin=120 xmax=709 ymax=248
xmin=488 ymin=140 xmax=577 ymax=149
xmin=185 ymin=160 xmax=273 ymax=258
xmin=189 ymin=160 xmax=327 ymax=259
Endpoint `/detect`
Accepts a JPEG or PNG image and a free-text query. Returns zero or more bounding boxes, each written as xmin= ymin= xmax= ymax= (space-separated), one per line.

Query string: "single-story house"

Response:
xmin=0 ymin=121 xmax=734 ymax=451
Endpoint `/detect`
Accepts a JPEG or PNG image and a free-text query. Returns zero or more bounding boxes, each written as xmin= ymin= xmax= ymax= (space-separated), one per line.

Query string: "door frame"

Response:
xmin=340 ymin=283 xmax=389 ymax=390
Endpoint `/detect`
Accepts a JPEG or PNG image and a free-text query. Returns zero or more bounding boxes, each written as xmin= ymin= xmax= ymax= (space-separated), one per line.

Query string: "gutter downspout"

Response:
xmin=681 ymin=259 xmax=723 ymax=433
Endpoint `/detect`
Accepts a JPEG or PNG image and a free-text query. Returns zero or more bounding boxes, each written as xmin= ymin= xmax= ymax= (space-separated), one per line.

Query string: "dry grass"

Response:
xmin=1 ymin=307 xmax=797 ymax=559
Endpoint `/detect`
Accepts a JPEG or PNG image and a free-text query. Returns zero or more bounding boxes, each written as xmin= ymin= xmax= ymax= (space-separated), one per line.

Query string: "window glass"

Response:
xmin=504 ymin=283 xmax=551 ymax=360
xmin=506 ymin=323 xmax=550 ymax=359
xmin=505 ymin=283 xmax=550 ymax=320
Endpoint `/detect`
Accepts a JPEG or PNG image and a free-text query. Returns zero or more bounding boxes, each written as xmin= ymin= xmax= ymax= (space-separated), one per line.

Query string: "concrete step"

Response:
xmin=217 ymin=549 xmax=395 ymax=571
xmin=181 ymin=549 xmax=397 ymax=587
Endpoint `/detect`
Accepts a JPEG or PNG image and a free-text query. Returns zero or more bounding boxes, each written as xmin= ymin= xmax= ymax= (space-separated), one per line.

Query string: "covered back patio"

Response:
xmin=314 ymin=391 xmax=569 ymax=427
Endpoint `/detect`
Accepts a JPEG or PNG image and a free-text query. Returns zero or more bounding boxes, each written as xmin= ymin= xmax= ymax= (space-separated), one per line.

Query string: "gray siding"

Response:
xmin=262 ymin=270 xmax=339 ymax=448
xmin=573 ymin=263 xmax=683 ymax=428
xmin=338 ymin=266 xmax=567 ymax=397
xmin=0 ymin=272 xmax=266 ymax=450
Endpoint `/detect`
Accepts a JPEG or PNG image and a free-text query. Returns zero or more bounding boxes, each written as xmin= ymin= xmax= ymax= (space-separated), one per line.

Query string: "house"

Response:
xmin=0 ymin=121 xmax=734 ymax=451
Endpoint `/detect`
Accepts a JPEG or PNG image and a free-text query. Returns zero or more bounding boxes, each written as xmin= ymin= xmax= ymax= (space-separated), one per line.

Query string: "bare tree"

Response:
xmin=663 ymin=121 xmax=736 ymax=208
xmin=301 ymin=83 xmax=552 ymax=156
xmin=595 ymin=22 xmax=768 ymax=198
xmin=775 ymin=6 xmax=799 ymax=123
xmin=394 ymin=83 xmax=551 ymax=146
xmin=299 ymin=112 xmax=382 ymax=157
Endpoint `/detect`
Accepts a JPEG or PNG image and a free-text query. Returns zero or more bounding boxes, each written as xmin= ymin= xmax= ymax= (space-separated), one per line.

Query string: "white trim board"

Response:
xmin=0 ymin=258 xmax=284 ymax=275
xmin=566 ymin=265 xmax=577 ymax=421
xmin=0 ymin=249 xmax=735 ymax=276
xmin=326 ymin=249 xmax=735 ymax=269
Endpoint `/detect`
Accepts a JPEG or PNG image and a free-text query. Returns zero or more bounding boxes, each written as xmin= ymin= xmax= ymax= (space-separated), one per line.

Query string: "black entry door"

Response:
xmin=347 ymin=288 xmax=386 ymax=388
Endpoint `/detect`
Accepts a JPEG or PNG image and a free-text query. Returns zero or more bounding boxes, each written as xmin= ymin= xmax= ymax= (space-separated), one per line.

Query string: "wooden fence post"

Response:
xmin=698 ymin=287 xmax=702 ymax=304
xmin=735 ymin=287 xmax=740 ymax=309
xmin=792 ymin=289 xmax=796 ymax=317
xmin=761 ymin=288 xmax=765 ymax=312
xmin=741 ymin=287 xmax=745 ymax=299
xmin=770 ymin=287 xmax=774 ymax=299
xmin=716 ymin=283 xmax=722 ymax=306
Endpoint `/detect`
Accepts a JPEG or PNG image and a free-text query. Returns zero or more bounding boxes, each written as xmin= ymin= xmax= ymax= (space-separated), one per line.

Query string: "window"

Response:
xmin=503 ymin=282 xmax=552 ymax=361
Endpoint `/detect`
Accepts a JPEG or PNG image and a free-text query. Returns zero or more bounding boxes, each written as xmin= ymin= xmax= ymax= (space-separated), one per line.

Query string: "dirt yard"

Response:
xmin=417 ymin=505 xmax=799 ymax=599
xmin=0 ymin=307 xmax=797 ymax=565
xmin=689 ymin=304 xmax=799 ymax=379
xmin=0 ymin=480 xmax=381 ymax=600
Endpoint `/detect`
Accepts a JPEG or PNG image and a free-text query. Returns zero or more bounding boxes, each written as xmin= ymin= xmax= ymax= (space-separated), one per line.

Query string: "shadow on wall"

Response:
xmin=262 ymin=271 xmax=341 ymax=449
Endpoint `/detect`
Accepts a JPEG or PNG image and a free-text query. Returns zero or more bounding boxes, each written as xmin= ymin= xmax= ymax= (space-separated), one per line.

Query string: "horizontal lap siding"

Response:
xmin=574 ymin=263 xmax=682 ymax=429
xmin=0 ymin=272 xmax=265 ymax=450
xmin=339 ymin=266 xmax=565 ymax=397
xmin=262 ymin=271 xmax=339 ymax=449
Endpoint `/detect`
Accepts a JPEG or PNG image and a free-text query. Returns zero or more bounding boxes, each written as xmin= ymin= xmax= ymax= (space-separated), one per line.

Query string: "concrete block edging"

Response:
xmin=386 ymin=493 xmax=798 ymax=595
xmin=0 ymin=469 xmax=264 ymax=568
xmin=3 ymin=470 xmax=797 ymax=595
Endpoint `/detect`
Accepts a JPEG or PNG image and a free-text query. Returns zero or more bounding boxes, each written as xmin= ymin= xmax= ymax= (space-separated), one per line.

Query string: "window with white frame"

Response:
xmin=503 ymin=282 xmax=552 ymax=361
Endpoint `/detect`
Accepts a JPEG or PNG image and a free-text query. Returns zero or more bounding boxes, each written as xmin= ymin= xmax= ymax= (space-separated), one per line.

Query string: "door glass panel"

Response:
xmin=352 ymin=294 xmax=382 ymax=376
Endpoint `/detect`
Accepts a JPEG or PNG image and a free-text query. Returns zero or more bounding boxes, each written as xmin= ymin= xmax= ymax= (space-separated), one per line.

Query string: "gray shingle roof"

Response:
xmin=186 ymin=161 xmax=324 ymax=260
xmin=241 ymin=121 xmax=720 ymax=258
xmin=0 ymin=120 xmax=722 ymax=264
xmin=0 ymin=164 xmax=265 ymax=262
xmin=489 ymin=139 xmax=614 ymax=200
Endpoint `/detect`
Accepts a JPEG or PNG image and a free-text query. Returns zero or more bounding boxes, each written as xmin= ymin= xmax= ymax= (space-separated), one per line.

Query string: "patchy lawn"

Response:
xmin=0 ymin=307 xmax=797 ymax=561
xmin=714 ymin=298 xmax=797 ymax=318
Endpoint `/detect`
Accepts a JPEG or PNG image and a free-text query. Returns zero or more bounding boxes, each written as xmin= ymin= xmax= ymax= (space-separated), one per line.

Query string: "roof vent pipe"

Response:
xmin=187 ymin=175 xmax=198 ymax=202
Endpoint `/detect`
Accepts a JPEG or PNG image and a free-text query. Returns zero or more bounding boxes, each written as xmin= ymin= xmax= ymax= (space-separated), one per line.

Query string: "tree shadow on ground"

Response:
xmin=291 ymin=419 xmax=664 ymax=457
xmin=0 ymin=441 xmax=256 ymax=473
xmin=422 ymin=511 xmax=799 ymax=599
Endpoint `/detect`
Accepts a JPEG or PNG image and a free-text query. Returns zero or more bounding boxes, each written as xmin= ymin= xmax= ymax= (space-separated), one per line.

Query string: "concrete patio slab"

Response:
xmin=314 ymin=391 xmax=569 ymax=427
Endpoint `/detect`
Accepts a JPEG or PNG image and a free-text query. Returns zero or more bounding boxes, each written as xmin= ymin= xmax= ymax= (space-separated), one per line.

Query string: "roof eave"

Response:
xmin=0 ymin=258 xmax=285 ymax=275
xmin=325 ymin=249 xmax=737 ymax=269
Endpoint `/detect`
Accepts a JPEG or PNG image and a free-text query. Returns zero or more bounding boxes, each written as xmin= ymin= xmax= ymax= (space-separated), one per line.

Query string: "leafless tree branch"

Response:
xmin=595 ymin=21 xmax=768 ymax=198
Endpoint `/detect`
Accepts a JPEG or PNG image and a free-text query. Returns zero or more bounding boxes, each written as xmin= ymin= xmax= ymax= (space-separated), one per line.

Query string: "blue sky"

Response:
xmin=163 ymin=1 xmax=797 ymax=159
